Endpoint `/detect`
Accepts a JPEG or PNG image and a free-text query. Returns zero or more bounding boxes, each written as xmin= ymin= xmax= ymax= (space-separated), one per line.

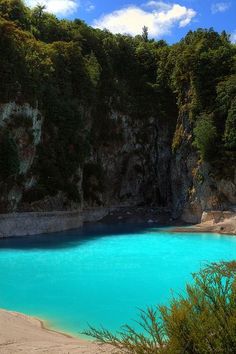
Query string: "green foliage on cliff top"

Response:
xmin=0 ymin=0 xmax=236 ymax=203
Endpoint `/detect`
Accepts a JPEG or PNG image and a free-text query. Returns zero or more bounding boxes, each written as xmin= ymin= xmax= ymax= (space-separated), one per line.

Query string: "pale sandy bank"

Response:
xmin=0 ymin=309 xmax=116 ymax=354
xmin=173 ymin=211 xmax=236 ymax=235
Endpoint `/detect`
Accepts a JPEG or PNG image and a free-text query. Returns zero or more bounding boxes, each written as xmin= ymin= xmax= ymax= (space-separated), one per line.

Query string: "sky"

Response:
xmin=25 ymin=0 xmax=236 ymax=43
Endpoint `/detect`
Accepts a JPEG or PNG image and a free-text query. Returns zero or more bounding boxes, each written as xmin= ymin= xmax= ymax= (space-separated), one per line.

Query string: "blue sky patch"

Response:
xmin=25 ymin=1 xmax=235 ymax=43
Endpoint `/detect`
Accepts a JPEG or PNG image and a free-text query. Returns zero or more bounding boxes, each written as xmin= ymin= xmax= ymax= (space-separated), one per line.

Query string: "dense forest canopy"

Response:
xmin=0 ymin=0 xmax=235 ymax=207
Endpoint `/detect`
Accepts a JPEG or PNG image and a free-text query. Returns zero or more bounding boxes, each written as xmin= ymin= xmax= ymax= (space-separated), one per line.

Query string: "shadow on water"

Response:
xmin=0 ymin=222 xmax=161 ymax=251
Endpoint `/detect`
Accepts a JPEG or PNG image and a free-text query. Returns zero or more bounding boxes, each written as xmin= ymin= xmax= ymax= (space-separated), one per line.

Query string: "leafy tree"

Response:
xmin=85 ymin=51 xmax=101 ymax=87
xmin=217 ymin=75 xmax=236 ymax=115
xmin=224 ymin=98 xmax=236 ymax=150
xmin=142 ymin=26 xmax=149 ymax=42
xmin=193 ymin=114 xmax=217 ymax=160
xmin=216 ymin=75 xmax=236 ymax=149
xmin=0 ymin=0 xmax=30 ymax=30
xmin=170 ymin=28 xmax=235 ymax=117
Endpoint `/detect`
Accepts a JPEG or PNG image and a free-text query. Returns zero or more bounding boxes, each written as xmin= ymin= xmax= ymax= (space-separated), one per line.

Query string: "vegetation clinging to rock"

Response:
xmin=0 ymin=0 xmax=235 ymax=209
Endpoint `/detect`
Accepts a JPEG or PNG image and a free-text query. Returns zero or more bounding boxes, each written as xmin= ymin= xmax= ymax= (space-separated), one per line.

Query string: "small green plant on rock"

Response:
xmin=193 ymin=113 xmax=217 ymax=161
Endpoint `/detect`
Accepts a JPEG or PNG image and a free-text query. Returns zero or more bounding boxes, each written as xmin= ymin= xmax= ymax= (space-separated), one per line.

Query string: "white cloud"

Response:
xmin=211 ymin=2 xmax=231 ymax=14
xmin=85 ymin=1 xmax=95 ymax=12
xmin=145 ymin=1 xmax=171 ymax=11
xmin=230 ymin=30 xmax=236 ymax=44
xmin=92 ymin=2 xmax=196 ymax=38
xmin=86 ymin=4 xmax=95 ymax=12
xmin=25 ymin=0 xmax=79 ymax=16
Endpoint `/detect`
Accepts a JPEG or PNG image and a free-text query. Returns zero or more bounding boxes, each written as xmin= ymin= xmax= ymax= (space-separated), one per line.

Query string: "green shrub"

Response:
xmin=193 ymin=114 xmax=217 ymax=160
xmin=84 ymin=262 xmax=236 ymax=354
xmin=224 ymin=99 xmax=236 ymax=150
xmin=0 ymin=0 xmax=30 ymax=30
xmin=172 ymin=124 xmax=184 ymax=152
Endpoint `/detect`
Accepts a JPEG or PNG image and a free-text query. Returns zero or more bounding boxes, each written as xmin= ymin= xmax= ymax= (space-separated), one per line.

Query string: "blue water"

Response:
xmin=0 ymin=223 xmax=236 ymax=337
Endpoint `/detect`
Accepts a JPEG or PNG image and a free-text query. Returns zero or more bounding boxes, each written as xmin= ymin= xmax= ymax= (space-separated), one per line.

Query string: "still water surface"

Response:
xmin=0 ymin=224 xmax=236 ymax=336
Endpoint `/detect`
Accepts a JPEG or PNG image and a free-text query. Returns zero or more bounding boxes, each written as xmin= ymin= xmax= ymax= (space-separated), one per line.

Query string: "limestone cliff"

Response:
xmin=0 ymin=15 xmax=235 ymax=222
xmin=171 ymin=106 xmax=236 ymax=223
xmin=0 ymin=100 xmax=173 ymax=213
xmin=84 ymin=112 xmax=172 ymax=208
xmin=0 ymin=98 xmax=235 ymax=222
xmin=0 ymin=102 xmax=43 ymax=212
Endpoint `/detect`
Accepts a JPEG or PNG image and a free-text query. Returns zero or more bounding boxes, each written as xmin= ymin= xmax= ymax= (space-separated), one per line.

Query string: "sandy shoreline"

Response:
xmin=0 ymin=309 xmax=116 ymax=353
xmin=173 ymin=213 xmax=236 ymax=236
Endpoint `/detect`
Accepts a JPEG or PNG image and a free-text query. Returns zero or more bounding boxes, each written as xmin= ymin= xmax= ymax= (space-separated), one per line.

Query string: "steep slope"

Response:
xmin=0 ymin=1 xmax=235 ymax=222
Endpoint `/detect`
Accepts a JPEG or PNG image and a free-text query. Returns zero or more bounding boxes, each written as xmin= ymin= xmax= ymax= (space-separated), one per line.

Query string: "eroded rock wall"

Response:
xmin=84 ymin=112 xmax=172 ymax=208
xmin=171 ymin=108 xmax=236 ymax=223
xmin=0 ymin=101 xmax=173 ymax=213
xmin=0 ymin=102 xmax=43 ymax=212
xmin=0 ymin=99 xmax=235 ymax=222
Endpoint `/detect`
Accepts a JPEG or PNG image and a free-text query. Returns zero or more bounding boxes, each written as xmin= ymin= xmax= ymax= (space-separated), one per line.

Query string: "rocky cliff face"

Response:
xmin=0 ymin=102 xmax=43 ymax=212
xmin=171 ymin=106 xmax=236 ymax=223
xmin=0 ymin=99 xmax=235 ymax=222
xmin=0 ymin=101 xmax=173 ymax=213
xmin=85 ymin=111 xmax=172 ymax=208
xmin=180 ymin=159 xmax=236 ymax=223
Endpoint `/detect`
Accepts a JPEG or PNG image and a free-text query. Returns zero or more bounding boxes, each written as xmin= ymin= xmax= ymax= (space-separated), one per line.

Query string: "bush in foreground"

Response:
xmin=84 ymin=262 xmax=236 ymax=353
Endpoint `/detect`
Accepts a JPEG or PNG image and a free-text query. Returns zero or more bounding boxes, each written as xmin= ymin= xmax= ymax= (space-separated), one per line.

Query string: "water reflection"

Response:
xmin=0 ymin=222 xmax=160 ymax=250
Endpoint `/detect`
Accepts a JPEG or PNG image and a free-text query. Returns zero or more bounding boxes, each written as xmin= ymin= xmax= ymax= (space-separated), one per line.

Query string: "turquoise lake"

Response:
xmin=0 ymin=223 xmax=236 ymax=337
